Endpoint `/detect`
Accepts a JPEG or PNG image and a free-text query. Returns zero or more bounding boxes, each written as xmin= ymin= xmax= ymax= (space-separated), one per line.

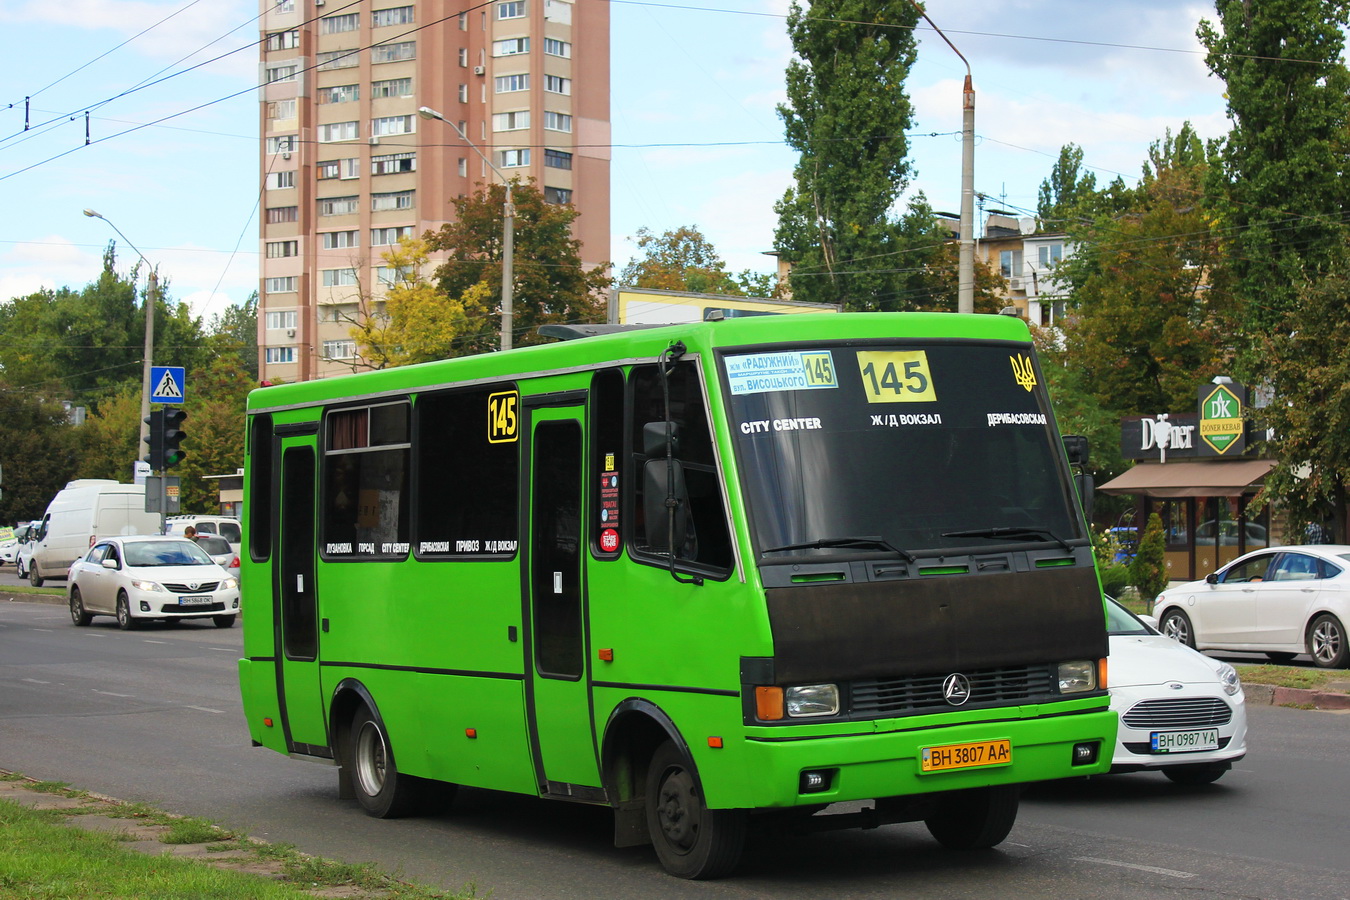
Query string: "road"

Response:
xmin=2 ymin=596 xmax=1347 ymax=899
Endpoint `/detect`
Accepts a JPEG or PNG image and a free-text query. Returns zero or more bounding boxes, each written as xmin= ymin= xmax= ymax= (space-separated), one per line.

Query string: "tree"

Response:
xmin=1037 ymin=144 xmax=1098 ymax=228
xmin=0 ymin=388 xmax=78 ymax=524
xmin=619 ymin=226 xmax=745 ymax=295
xmin=207 ymin=292 xmax=259 ymax=383
xmin=1130 ymin=512 xmax=1169 ymax=601
xmin=426 ymin=179 xmax=610 ymax=353
xmin=774 ymin=0 xmax=958 ymax=310
xmin=1198 ymin=0 xmax=1350 ymax=341
xmin=72 ymin=385 xmax=141 ymax=483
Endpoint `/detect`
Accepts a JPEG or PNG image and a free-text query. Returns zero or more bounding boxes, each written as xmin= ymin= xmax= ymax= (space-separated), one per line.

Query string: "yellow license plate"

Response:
xmin=920 ymin=739 xmax=1012 ymax=773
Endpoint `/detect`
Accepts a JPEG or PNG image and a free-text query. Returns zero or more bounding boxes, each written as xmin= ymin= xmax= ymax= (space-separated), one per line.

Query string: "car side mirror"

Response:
xmin=102 ymin=558 xmax=118 ymax=570
xmin=1205 ymin=573 xmax=1218 ymax=585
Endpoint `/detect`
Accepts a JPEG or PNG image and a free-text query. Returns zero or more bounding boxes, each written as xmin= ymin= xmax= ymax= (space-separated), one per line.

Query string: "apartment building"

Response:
xmin=257 ymin=0 xmax=610 ymax=381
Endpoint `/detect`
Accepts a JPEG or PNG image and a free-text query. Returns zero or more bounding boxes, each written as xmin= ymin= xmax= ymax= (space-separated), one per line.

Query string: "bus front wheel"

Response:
xmin=924 ymin=785 xmax=1019 ymax=850
xmin=644 ymin=741 xmax=746 ymax=879
xmin=348 ymin=705 xmax=421 ymax=818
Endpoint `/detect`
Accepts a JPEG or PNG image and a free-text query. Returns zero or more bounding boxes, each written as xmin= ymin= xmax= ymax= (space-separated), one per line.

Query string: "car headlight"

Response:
xmin=785 ymin=683 xmax=840 ymax=717
xmin=130 ymin=580 xmax=166 ymax=592
xmin=1058 ymin=660 xmax=1097 ymax=693
xmin=1215 ymin=661 xmax=1242 ymax=697
xmin=219 ymin=577 xmax=238 ymax=591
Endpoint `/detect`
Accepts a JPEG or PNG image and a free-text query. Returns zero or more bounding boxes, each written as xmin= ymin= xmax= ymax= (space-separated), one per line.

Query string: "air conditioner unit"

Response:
xmin=368 ymin=136 xmax=380 ymax=145
xmin=286 ymin=329 xmax=296 ymax=337
xmin=473 ymin=65 xmax=485 ymax=75
xmin=314 ymin=0 xmax=325 ymax=6
xmin=1008 ymin=276 xmax=1024 ymax=290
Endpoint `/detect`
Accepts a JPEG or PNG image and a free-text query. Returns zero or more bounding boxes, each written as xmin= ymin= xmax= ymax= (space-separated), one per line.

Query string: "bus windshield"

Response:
xmin=721 ymin=340 xmax=1085 ymax=560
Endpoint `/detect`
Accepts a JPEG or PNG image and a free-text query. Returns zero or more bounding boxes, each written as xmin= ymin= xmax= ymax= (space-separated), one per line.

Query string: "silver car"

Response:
xmin=67 ymin=535 xmax=240 ymax=630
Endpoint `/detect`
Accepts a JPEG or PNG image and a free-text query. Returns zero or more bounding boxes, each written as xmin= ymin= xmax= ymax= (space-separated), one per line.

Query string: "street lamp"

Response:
xmin=418 ymin=105 xmax=516 ymax=351
xmin=83 ymin=208 xmax=157 ymax=451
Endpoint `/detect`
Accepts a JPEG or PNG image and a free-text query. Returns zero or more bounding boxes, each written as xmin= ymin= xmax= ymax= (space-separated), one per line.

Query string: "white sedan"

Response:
xmin=67 ymin=535 xmax=240 ymax=630
xmin=1107 ymin=597 xmax=1247 ymax=784
xmin=1153 ymin=544 xmax=1350 ymax=668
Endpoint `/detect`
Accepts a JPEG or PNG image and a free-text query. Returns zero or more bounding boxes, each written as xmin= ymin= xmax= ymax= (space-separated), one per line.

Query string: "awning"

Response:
xmin=1098 ymin=459 xmax=1276 ymax=498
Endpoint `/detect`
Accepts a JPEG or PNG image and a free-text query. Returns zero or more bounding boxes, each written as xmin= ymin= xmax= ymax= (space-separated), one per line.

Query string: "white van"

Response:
xmin=28 ymin=480 xmax=162 ymax=586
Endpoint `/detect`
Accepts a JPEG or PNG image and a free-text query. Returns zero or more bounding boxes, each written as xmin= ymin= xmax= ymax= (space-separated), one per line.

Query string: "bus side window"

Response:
xmin=249 ymin=415 xmax=274 ymax=561
xmin=629 ymin=362 xmax=733 ymax=574
xmin=590 ymin=368 xmax=625 ymax=559
xmin=322 ymin=403 xmax=411 ymax=558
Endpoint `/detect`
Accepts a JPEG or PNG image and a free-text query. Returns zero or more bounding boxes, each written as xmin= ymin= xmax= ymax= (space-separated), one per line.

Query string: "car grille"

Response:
xmin=162 ymin=582 xmax=221 ymax=593
xmin=158 ymin=602 xmax=226 ymax=614
xmin=1121 ymin=697 xmax=1232 ymax=730
xmin=851 ymin=665 xmax=1056 ymax=716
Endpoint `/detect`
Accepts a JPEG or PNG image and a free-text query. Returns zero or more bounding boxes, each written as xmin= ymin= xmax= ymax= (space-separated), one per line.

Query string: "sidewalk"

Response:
xmin=1241 ymin=680 xmax=1350 ymax=711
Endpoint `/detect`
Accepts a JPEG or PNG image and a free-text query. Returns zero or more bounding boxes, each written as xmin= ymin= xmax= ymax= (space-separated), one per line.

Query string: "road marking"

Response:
xmin=209 ymin=647 xmax=235 ymax=653
xmin=83 ymin=633 xmax=106 ymax=638
xmin=93 ymin=690 xmax=134 ymax=698
xmin=22 ymin=678 xmax=51 ymax=685
xmin=1072 ymin=857 xmax=1197 ymax=879
xmin=187 ymin=706 xmax=224 ymax=714
xmin=33 ymin=628 xmax=53 ymax=633
xmin=143 ymin=640 xmax=167 ymax=644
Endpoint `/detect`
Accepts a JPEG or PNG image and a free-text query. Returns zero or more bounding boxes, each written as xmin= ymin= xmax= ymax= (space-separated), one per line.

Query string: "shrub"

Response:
xmin=1130 ymin=512 xmax=1169 ymax=601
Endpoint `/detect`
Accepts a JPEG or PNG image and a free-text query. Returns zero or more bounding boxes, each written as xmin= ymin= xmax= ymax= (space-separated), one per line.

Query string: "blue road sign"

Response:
xmin=150 ymin=366 xmax=186 ymax=404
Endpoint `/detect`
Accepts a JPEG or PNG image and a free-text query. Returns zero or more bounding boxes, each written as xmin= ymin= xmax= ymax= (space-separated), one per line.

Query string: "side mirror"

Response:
xmin=1063 ymin=434 xmax=1090 ymax=467
xmin=101 ymin=558 xmax=118 ymax=570
xmin=1205 ymin=573 xmax=1219 ymax=585
xmin=643 ymin=458 xmax=688 ymax=552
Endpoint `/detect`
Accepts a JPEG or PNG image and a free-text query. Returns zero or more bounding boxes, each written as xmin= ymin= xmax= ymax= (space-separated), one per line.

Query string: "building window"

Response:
xmin=265 ymin=276 xmax=297 ymax=293
xmin=266 ymin=135 xmax=296 ymax=154
xmin=371 ymin=226 xmax=414 ymax=245
xmin=323 ymin=339 xmax=358 ymax=360
xmin=320 ymin=12 xmax=359 ymax=33
xmin=495 ymin=74 xmax=528 ymax=93
xmin=265 ymin=346 xmax=296 ymax=364
xmin=266 ymin=310 xmax=299 ymax=329
xmin=544 ymin=186 xmax=572 ymax=205
xmin=543 ymin=111 xmax=572 ymax=133
xmin=318 ymin=121 xmax=359 ymax=143
xmin=266 ymin=206 xmax=298 ymax=224
xmin=322 ymin=268 xmax=359 ymax=287
xmin=267 ymin=99 xmax=296 ymax=121
xmin=457 ymin=158 xmax=467 ymax=177
xmin=318 ymin=196 xmax=360 ymax=216
xmin=372 ymin=5 xmax=414 ymax=27
xmin=321 ymin=230 xmax=359 ymax=249
xmin=544 ymin=0 xmax=572 ymax=24
xmin=318 ymin=84 xmax=359 ymax=104
xmin=492 ymin=110 xmax=529 ymax=131
xmin=493 ymin=37 xmax=529 ymax=56
xmin=265 ymin=64 xmax=298 ymax=83
xmin=372 ymin=190 xmax=414 ymax=211
xmin=544 ymin=37 xmax=570 ymax=57
xmin=458 ymin=11 xmax=468 ymax=29
xmin=266 ymin=240 xmax=299 ymax=258
xmin=274 ymin=0 xmax=295 ymax=12
xmin=498 ymin=1 xmax=526 ymax=19
xmin=544 ymin=149 xmax=572 ymax=170
xmin=1038 ymin=243 xmax=1064 ymax=268
xmin=500 ymin=148 xmax=529 ymax=168
xmin=317 ymin=49 xmax=359 ymax=70
xmin=317 ymin=158 xmax=360 ymax=180
xmin=371 ymin=41 xmax=415 ymax=63
xmin=1000 ymin=249 xmax=1023 ymax=279
xmin=371 ymin=77 xmax=412 ymax=98
xmin=375 ymin=265 xmax=412 ymax=285
xmin=544 ymin=74 xmax=571 ymax=95
xmin=372 ymin=152 xmax=416 ymax=175
xmin=266 ymin=171 xmax=295 ymax=190
xmin=265 ymin=30 xmax=299 ymax=50
xmin=458 ymin=48 xmax=469 ymax=67
xmin=458 ymin=83 xmax=469 ymax=102
xmin=371 ymin=115 xmax=414 ymax=136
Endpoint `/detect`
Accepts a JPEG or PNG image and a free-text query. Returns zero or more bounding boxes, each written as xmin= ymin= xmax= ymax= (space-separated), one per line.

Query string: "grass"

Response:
xmin=1232 ymin=665 xmax=1342 ymax=691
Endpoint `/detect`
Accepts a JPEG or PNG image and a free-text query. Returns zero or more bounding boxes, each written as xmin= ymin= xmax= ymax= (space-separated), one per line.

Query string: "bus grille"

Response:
xmin=851 ymin=665 xmax=1055 ymax=716
xmin=1121 ymin=698 xmax=1232 ymax=730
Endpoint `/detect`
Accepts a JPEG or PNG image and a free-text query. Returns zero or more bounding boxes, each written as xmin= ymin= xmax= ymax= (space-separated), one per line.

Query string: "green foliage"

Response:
xmin=1130 ymin=512 xmax=1169 ymax=600
xmin=0 ymin=390 xmax=79 ymax=523
xmin=1036 ymin=144 xmax=1098 ymax=227
xmin=426 ymin=179 xmax=610 ymax=353
xmin=619 ymin=225 xmax=767 ymax=296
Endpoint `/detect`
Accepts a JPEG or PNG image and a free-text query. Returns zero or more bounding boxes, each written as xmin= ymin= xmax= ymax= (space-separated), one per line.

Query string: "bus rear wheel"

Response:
xmin=348 ymin=705 xmax=421 ymax=818
xmin=924 ymin=785 xmax=1020 ymax=850
xmin=644 ymin=741 xmax=746 ymax=879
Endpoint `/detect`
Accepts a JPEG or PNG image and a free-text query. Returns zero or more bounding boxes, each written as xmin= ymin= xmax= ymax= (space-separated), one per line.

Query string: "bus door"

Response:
xmin=274 ymin=437 xmax=328 ymax=754
xmin=523 ymin=396 xmax=602 ymax=797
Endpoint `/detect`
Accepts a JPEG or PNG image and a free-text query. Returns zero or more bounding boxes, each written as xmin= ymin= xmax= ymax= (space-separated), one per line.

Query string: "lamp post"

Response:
xmin=418 ymin=106 xmax=515 ymax=351
xmin=83 ymin=208 xmax=157 ymax=449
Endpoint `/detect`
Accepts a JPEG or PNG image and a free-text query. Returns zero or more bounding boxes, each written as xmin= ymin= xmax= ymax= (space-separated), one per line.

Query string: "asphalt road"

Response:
xmin=2 ymin=596 xmax=1348 ymax=899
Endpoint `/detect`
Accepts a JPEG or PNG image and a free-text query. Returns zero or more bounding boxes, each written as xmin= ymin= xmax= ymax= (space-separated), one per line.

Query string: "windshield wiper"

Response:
xmin=762 ymin=536 xmax=916 ymax=563
xmin=940 ymin=526 xmax=1073 ymax=552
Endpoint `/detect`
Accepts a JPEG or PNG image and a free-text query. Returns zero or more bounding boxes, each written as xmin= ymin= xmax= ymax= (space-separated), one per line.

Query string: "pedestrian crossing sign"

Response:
xmin=150 ymin=366 xmax=186 ymax=403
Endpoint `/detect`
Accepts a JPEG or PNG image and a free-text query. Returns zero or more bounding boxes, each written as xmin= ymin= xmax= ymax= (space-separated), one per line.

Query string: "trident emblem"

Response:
xmin=1010 ymin=354 xmax=1037 ymax=392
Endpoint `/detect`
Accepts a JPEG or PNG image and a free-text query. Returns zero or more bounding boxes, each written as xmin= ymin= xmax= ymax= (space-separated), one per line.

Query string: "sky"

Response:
xmin=0 ymin=0 xmax=1239 ymax=322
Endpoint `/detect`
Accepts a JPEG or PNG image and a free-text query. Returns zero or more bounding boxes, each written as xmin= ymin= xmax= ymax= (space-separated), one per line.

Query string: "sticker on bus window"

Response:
xmin=598 ymin=455 xmax=620 ymax=553
xmin=856 ymin=351 xmax=937 ymax=403
xmin=724 ymin=351 xmax=838 ymax=395
xmin=487 ymin=390 xmax=519 ymax=443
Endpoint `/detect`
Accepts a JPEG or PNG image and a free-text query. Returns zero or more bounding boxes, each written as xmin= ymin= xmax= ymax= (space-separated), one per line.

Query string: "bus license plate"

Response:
xmin=921 ymin=739 xmax=1012 ymax=773
xmin=1150 ymin=729 xmax=1219 ymax=753
xmin=178 ymin=595 xmax=213 ymax=606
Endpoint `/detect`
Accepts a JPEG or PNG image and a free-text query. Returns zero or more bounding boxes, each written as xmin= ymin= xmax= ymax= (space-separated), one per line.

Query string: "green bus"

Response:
xmin=239 ymin=312 xmax=1115 ymax=879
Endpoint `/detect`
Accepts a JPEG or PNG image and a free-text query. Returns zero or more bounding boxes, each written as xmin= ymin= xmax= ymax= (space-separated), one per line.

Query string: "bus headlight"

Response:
xmin=785 ymin=683 xmax=839 ymax=717
xmin=1057 ymin=661 xmax=1097 ymax=694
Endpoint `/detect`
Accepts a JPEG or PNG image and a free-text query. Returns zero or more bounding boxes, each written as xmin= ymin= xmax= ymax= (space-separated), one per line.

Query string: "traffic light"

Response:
xmin=143 ymin=408 xmax=164 ymax=469
xmin=162 ymin=408 xmax=188 ymax=469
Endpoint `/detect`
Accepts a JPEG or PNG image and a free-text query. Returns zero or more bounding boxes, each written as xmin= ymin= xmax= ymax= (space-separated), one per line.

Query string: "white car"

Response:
xmin=67 ymin=535 xmax=240 ymax=630
xmin=1153 ymin=545 xmax=1350 ymax=669
xmin=193 ymin=534 xmax=240 ymax=571
xmin=1106 ymin=597 xmax=1247 ymax=784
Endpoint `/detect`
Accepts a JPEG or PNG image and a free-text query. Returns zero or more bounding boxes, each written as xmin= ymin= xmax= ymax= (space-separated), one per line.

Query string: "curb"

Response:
xmin=1242 ymin=682 xmax=1350 ymax=710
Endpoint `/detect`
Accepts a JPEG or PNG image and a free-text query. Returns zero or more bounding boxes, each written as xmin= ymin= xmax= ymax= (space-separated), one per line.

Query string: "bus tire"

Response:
xmin=924 ymin=785 xmax=1019 ymax=850
xmin=644 ymin=741 xmax=745 ymax=879
xmin=348 ymin=704 xmax=421 ymax=818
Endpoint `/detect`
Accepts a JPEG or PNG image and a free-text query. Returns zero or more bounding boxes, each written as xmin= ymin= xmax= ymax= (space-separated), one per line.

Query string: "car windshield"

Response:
xmin=722 ymin=340 xmax=1085 ymax=559
xmin=1106 ymin=598 xmax=1151 ymax=636
xmin=124 ymin=541 xmax=214 ymax=567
